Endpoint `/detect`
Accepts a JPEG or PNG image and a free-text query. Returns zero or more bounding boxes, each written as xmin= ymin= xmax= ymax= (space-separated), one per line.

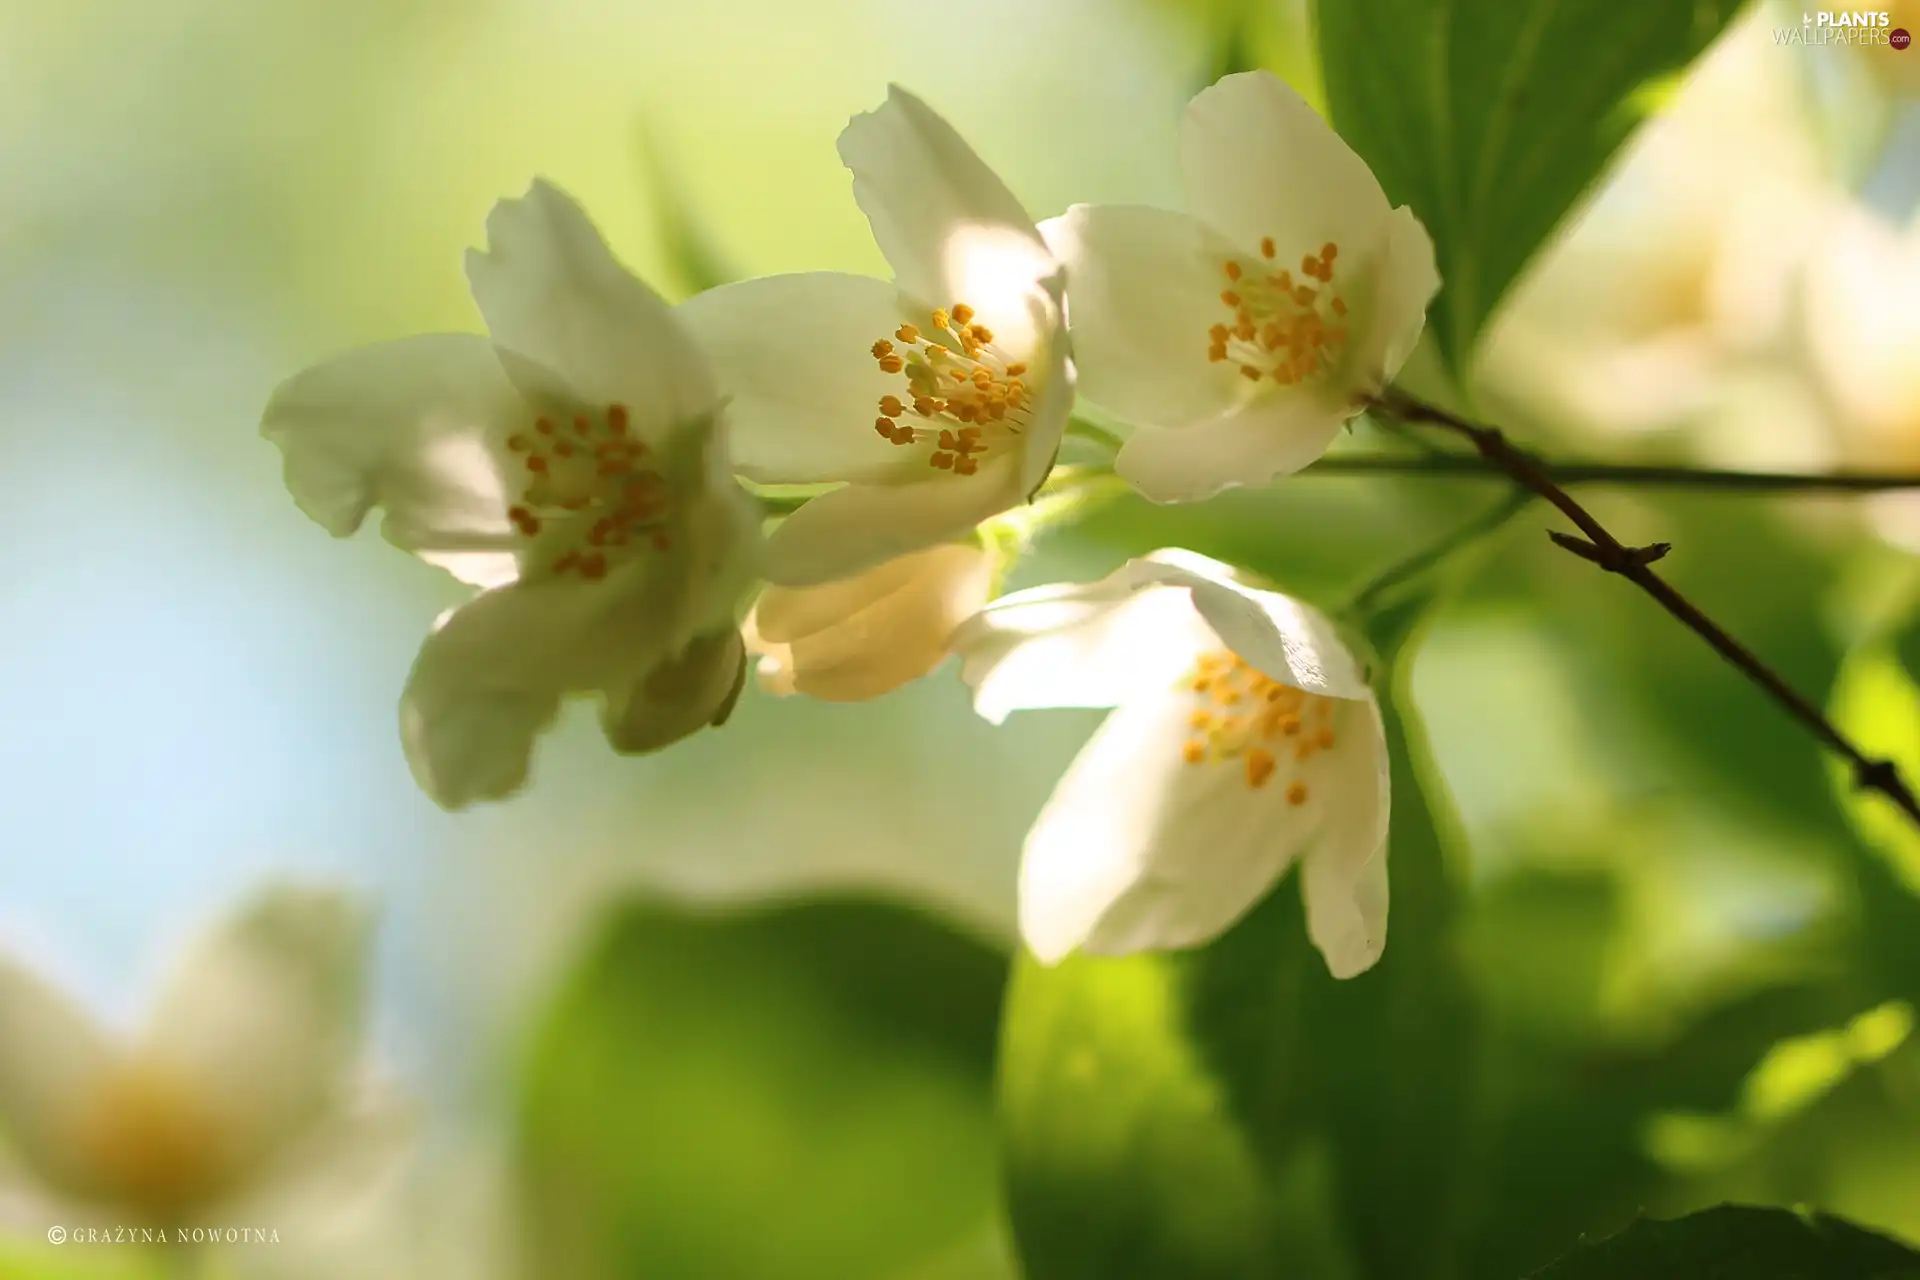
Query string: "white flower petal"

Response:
xmin=1040 ymin=204 xmax=1249 ymax=430
xmin=141 ymin=886 xmax=372 ymax=1168
xmin=599 ymin=627 xmax=748 ymax=755
xmin=837 ymin=85 xmax=1048 ymax=323
xmin=0 ymin=960 xmax=116 ymax=1191
xmin=1019 ymin=683 xmax=1353 ymax=962
xmin=1132 ymin=552 xmax=1373 ymax=701
xmin=464 ymin=179 xmax=716 ymax=432
xmin=1339 ymin=206 xmax=1440 ymax=398
xmin=674 ymin=272 xmax=928 ymax=485
xmin=1300 ymin=696 xmax=1391 ymax=978
xmin=1012 ymin=284 xmax=1074 ymax=498
xmin=956 ymin=551 xmax=1370 ymax=722
xmin=1179 ymin=71 xmax=1392 ymax=259
xmin=762 ymin=456 xmax=1021 ymax=587
xmin=398 ymin=576 xmax=642 ymax=810
xmin=956 ymin=581 xmax=1216 ymax=723
xmin=1115 ymin=389 xmax=1349 ymax=503
xmin=260 ymin=334 xmax=528 ymax=587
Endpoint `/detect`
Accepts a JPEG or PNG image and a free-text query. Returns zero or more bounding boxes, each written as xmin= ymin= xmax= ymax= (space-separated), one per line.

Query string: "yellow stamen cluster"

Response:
xmin=1207 ymin=238 xmax=1350 ymax=386
xmin=74 ymin=1062 xmax=231 ymax=1216
xmin=870 ymin=302 xmax=1031 ymax=476
xmin=503 ymin=402 xmax=674 ymax=581
xmin=1180 ymin=649 xmax=1338 ymax=797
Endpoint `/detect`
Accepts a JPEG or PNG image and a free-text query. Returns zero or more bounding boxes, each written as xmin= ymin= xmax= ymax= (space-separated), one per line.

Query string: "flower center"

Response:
xmin=1208 ymin=238 xmax=1351 ymax=386
xmin=74 ymin=1060 xmax=232 ymax=1217
xmin=503 ymin=402 xmax=675 ymax=581
xmin=1179 ymin=649 xmax=1339 ymax=799
xmin=869 ymin=301 xmax=1032 ymax=476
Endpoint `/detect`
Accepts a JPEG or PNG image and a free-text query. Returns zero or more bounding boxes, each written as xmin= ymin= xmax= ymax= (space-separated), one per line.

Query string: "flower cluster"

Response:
xmin=261 ymin=73 xmax=1436 ymax=976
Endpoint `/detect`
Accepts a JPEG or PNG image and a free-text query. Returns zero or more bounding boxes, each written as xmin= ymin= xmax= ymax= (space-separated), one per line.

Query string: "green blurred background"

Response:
xmin=4 ymin=0 xmax=1920 ymax=1274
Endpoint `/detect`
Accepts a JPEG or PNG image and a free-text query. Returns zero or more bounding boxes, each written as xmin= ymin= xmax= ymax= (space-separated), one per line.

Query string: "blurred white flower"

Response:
xmin=1476 ymin=11 xmax=1832 ymax=442
xmin=677 ymin=86 xmax=1071 ymax=587
xmin=952 ymin=550 xmax=1390 ymax=977
xmin=0 ymin=886 xmax=399 ymax=1229
xmin=744 ymin=542 xmax=995 ymax=703
xmin=1040 ymin=71 xmax=1438 ymax=503
xmin=262 ymin=180 xmax=760 ymax=809
xmin=1804 ymin=203 xmax=1920 ymax=548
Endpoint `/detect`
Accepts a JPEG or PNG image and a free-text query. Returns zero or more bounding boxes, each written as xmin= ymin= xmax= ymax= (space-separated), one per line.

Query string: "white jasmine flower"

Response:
xmin=743 ymin=542 xmax=995 ymax=703
xmin=676 ymin=86 xmax=1071 ymax=586
xmin=0 ymin=886 xmax=393 ymax=1226
xmin=1039 ymin=71 xmax=1438 ymax=503
xmin=952 ymin=550 xmax=1390 ymax=976
xmin=263 ymin=180 xmax=760 ymax=809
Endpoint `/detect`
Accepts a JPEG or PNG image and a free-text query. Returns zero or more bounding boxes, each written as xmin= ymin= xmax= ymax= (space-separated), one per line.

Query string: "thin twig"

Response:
xmin=1372 ymin=388 xmax=1920 ymax=831
xmin=1304 ymin=452 xmax=1920 ymax=493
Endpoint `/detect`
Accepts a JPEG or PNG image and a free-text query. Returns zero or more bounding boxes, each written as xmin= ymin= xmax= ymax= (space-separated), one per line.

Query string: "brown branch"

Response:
xmin=1372 ymin=388 xmax=1920 ymax=832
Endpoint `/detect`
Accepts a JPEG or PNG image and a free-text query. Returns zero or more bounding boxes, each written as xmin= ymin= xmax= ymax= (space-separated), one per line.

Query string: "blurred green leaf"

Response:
xmin=1313 ymin=0 xmax=1744 ymax=375
xmin=0 ymin=1247 xmax=157 ymax=1280
xmin=518 ymin=896 xmax=1006 ymax=1280
xmin=638 ymin=124 xmax=740 ymax=297
xmin=1827 ymin=633 xmax=1920 ymax=1015
xmin=1524 ymin=1204 xmax=1920 ymax=1279
xmin=1302 ymin=586 xmax=1478 ymax=1280
xmin=998 ymin=889 xmax=1328 ymax=1279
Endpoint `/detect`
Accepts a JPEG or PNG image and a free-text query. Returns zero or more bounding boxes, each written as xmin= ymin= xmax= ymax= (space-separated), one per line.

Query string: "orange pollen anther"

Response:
xmin=506 ymin=403 xmax=677 ymax=581
xmin=1177 ymin=648 xmax=1341 ymax=793
xmin=1206 ymin=238 xmax=1349 ymax=386
xmin=861 ymin=299 xmax=1033 ymax=477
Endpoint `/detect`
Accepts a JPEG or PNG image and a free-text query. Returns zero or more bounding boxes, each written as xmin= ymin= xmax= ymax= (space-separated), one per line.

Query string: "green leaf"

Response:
xmin=1313 ymin=0 xmax=1745 ymax=374
xmin=638 ymin=123 xmax=740 ymax=297
xmin=518 ymin=896 xmax=1006 ymax=1280
xmin=999 ymin=576 xmax=1478 ymax=1279
xmin=1526 ymin=1204 xmax=1920 ymax=1279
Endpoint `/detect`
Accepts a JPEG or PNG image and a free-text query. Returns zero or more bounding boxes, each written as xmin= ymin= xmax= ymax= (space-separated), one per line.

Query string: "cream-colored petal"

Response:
xmin=599 ymin=627 xmax=747 ymax=755
xmin=762 ymin=455 xmax=1020 ymax=587
xmin=1179 ymin=71 xmax=1392 ymax=262
xmin=1300 ymin=696 xmax=1391 ymax=978
xmin=260 ymin=334 xmax=529 ymax=587
xmin=1041 ymin=204 xmax=1249 ymax=430
xmin=1805 ymin=204 xmax=1920 ymax=443
xmin=1019 ymin=681 xmax=1349 ymax=962
xmin=674 ymin=272 xmax=929 ymax=485
xmin=0 ymin=959 xmax=117 ymax=1192
xmin=465 ymin=179 xmax=717 ymax=435
xmin=837 ymin=85 xmax=1048 ymax=327
xmin=747 ymin=543 xmax=993 ymax=702
xmin=1115 ymin=388 xmax=1350 ymax=503
xmin=141 ymin=885 xmax=372 ymax=1173
xmin=1337 ymin=206 xmax=1440 ymax=401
